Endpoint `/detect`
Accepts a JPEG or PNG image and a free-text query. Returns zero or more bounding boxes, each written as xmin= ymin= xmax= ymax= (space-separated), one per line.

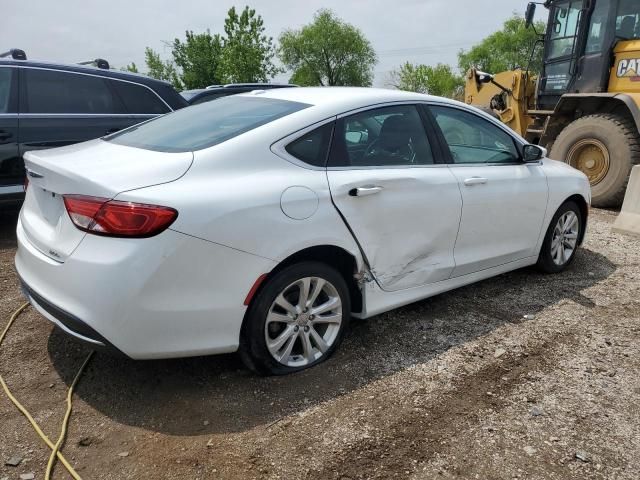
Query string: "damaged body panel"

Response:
xmin=327 ymin=167 xmax=463 ymax=292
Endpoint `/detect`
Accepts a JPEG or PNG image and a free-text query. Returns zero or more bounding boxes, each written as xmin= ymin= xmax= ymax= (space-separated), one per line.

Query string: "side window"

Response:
xmin=285 ymin=123 xmax=333 ymax=167
xmin=111 ymin=80 xmax=169 ymax=114
xmin=328 ymin=105 xmax=434 ymax=167
xmin=0 ymin=68 xmax=14 ymax=113
xmin=586 ymin=1 xmax=610 ymax=53
xmin=430 ymin=106 xmax=520 ymax=164
xmin=616 ymin=0 xmax=640 ymax=40
xmin=548 ymin=1 xmax=585 ymax=59
xmin=23 ymin=69 xmax=122 ymax=114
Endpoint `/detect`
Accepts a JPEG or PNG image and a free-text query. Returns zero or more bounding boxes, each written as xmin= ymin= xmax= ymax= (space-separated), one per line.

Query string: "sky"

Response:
xmin=3 ymin=0 xmax=547 ymax=87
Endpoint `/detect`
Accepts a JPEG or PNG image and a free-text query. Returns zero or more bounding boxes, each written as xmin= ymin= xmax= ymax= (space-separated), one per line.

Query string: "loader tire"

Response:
xmin=549 ymin=114 xmax=640 ymax=208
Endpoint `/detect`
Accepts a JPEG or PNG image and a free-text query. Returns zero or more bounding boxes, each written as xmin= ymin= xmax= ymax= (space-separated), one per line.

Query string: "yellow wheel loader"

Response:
xmin=465 ymin=0 xmax=640 ymax=207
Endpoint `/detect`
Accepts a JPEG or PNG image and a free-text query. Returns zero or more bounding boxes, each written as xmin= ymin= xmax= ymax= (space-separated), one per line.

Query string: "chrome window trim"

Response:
xmin=14 ymin=65 xmax=173 ymax=112
xmin=271 ymin=100 xmax=540 ymax=171
xmin=326 ymin=164 xmax=450 ymax=171
xmin=446 ymin=161 xmax=543 ymax=168
xmin=0 ymin=185 xmax=24 ymax=194
xmin=14 ymin=113 xmax=160 ymax=118
xmin=335 ymin=100 xmax=429 ymax=119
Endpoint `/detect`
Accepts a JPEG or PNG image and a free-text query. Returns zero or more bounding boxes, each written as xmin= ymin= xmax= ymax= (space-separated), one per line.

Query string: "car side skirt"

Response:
xmin=357 ymin=256 xmax=538 ymax=319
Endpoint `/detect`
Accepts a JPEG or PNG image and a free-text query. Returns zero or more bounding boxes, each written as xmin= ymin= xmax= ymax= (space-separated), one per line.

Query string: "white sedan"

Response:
xmin=15 ymin=87 xmax=590 ymax=375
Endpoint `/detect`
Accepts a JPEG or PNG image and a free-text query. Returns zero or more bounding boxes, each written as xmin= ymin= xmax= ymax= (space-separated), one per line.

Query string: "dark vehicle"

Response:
xmin=181 ymin=83 xmax=298 ymax=105
xmin=0 ymin=49 xmax=188 ymax=208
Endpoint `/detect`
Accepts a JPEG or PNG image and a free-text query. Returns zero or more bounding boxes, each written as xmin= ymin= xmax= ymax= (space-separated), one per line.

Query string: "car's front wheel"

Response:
xmin=240 ymin=261 xmax=351 ymax=375
xmin=537 ymin=201 xmax=583 ymax=273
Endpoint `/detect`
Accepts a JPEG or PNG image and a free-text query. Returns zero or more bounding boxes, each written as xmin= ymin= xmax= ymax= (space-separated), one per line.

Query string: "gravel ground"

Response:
xmin=0 ymin=208 xmax=638 ymax=480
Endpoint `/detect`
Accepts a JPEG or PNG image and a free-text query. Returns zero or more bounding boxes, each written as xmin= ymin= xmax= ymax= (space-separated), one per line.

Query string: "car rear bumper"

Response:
xmin=19 ymin=276 xmax=129 ymax=356
xmin=15 ymin=217 xmax=276 ymax=359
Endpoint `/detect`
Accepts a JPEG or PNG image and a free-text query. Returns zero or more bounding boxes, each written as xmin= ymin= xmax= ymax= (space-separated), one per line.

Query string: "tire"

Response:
xmin=549 ymin=114 xmax=640 ymax=208
xmin=536 ymin=201 xmax=582 ymax=274
xmin=239 ymin=261 xmax=351 ymax=376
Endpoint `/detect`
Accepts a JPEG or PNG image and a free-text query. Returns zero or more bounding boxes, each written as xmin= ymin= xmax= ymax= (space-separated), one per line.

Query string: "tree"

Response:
xmin=144 ymin=47 xmax=182 ymax=90
xmin=122 ymin=62 xmax=139 ymax=73
xmin=390 ymin=62 xmax=463 ymax=98
xmin=278 ymin=9 xmax=377 ymax=86
xmin=172 ymin=30 xmax=224 ymax=89
xmin=132 ymin=6 xmax=281 ymax=90
xmin=458 ymin=15 xmax=546 ymax=75
xmin=221 ymin=6 xmax=280 ymax=83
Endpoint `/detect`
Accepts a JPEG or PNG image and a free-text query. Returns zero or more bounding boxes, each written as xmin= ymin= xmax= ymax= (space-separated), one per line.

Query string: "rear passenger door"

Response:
xmin=0 ymin=66 xmax=22 ymax=198
xmin=326 ymin=104 xmax=463 ymax=292
xmin=427 ymin=104 xmax=548 ymax=277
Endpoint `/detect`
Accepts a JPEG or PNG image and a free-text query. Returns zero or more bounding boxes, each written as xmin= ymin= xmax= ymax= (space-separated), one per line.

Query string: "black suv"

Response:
xmin=181 ymin=83 xmax=297 ymax=105
xmin=0 ymin=49 xmax=188 ymax=207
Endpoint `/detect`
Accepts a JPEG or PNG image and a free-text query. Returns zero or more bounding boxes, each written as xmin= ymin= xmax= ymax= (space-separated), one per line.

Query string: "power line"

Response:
xmin=377 ymin=41 xmax=477 ymax=57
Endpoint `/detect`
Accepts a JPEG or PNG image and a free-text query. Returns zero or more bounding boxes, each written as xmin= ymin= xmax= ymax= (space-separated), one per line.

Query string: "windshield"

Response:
xmin=616 ymin=0 xmax=640 ymax=40
xmin=107 ymin=95 xmax=310 ymax=153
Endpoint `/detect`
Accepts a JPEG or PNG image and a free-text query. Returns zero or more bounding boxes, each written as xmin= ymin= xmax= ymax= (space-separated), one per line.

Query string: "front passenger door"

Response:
xmin=428 ymin=105 xmax=548 ymax=277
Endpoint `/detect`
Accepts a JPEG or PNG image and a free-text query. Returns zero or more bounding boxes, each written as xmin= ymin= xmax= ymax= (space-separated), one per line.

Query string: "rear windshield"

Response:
xmin=106 ymin=96 xmax=310 ymax=152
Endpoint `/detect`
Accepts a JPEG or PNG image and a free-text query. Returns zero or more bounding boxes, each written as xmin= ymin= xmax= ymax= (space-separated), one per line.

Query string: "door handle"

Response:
xmin=349 ymin=185 xmax=383 ymax=197
xmin=463 ymin=177 xmax=488 ymax=186
xmin=0 ymin=131 xmax=12 ymax=141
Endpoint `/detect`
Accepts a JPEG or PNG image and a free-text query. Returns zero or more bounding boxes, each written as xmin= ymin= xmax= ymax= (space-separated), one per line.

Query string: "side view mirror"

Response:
xmin=525 ymin=2 xmax=536 ymax=28
xmin=523 ymin=144 xmax=546 ymax=162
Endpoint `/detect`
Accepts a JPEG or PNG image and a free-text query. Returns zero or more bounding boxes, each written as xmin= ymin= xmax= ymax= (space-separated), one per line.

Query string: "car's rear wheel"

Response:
xmin=536 ymin=201 xmax=582 ymax=273
xmin=240 ymin=262 xmax=350 ymax=375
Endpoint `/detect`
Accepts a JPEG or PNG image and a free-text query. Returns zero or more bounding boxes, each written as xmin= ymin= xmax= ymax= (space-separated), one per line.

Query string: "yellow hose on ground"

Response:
xmin=0 ymin=302 xmax=94 ymax=480
xmin=45 ymin=350 xmax=94 ymax=479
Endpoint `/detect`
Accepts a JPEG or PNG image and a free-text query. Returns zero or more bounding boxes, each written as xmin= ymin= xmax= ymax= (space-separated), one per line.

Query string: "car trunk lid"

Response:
xmin=20 ymin=139 xmax=193 ymax=262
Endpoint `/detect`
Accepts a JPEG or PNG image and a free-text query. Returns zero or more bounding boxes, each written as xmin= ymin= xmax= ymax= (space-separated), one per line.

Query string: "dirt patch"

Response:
xmin=1 ymin=209 xmax=639 ymax=479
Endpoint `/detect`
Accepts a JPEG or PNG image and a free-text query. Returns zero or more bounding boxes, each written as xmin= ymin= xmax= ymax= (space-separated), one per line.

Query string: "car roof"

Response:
xmin=0 ymin=58 xmax=174 ymax=88
xmin=225 ymin=87 xmax=520 ymax=146
xmin=184 ymin=84 xmax=298 ymax=104
xmin=210 ymin=83 xmax=297 ymax=89
xmin=241 ymin=86 xmax=459 ymax=111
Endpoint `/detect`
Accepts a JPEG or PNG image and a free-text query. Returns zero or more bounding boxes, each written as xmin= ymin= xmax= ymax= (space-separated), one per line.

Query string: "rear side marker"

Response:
xmin=63 ymin=195 xmax=178 ymax=238
xmin=244 ymin=273 xmax=268 ymax=306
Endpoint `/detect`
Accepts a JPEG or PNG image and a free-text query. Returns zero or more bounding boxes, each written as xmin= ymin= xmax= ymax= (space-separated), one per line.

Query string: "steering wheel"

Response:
xmin=363 ymin=139 xmax=417 ymax=164
xmin=446 ymin=131 xmax=465 ymax=145
xmin=363 ymin=139 xmax=380 ymax=158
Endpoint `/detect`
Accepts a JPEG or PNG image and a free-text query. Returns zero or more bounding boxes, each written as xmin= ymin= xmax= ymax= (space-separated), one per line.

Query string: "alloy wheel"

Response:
xmin=551 ymin=211 xmax=579 ymax=266
xmin=265 ymin=277 xmax=343 ymax=368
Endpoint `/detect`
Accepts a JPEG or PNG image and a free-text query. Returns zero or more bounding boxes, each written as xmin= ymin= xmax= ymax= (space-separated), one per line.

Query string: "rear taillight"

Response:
xmin=63 ymin=195 xmax=178 ymax=238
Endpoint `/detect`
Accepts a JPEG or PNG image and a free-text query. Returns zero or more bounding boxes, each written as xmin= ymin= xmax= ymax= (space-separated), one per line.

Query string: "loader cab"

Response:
xmin=535 ymin=0 xmax=640 ymax=109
